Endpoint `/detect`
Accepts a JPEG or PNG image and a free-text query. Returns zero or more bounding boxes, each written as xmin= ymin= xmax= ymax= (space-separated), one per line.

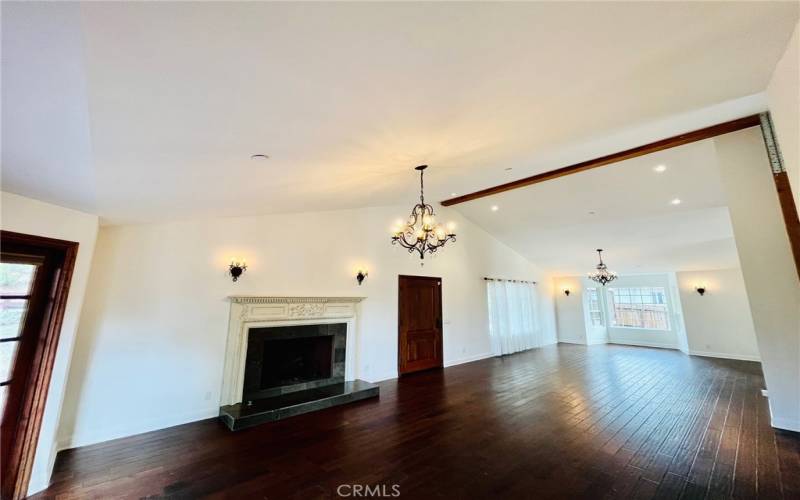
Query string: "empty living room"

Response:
xmin=2 ymin=1 xmax=800 ymax=499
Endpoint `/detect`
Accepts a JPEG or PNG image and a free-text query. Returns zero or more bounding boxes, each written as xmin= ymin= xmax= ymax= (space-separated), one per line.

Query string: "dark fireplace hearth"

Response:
xmin=220 ymin=321 xmax=378 ymax=431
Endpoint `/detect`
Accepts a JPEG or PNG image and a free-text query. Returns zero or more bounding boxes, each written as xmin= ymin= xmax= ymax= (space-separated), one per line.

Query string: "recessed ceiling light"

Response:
xmin=491 ymin=205 xmax=499 ymax=212
xmin=451 ymin=192 xmax=458 ymax=197
xmin=250 ymin=154 xmax=269 ymax=161
xmin=504 ymin=167 xmax=513 ymax=171
xmin=654 ymin=164 xmax=667 ymax=173
xmin=670 ymin=198 xmax=682 ymax=205
xmin=588 ymin=211 xmax=596 ymax=215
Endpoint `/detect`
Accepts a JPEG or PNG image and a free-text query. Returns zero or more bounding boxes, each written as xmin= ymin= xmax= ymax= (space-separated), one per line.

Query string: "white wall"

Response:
xmin=554 ymin=269 xmax=762 ymax=363
xmin=57 ymin=205 xmax=556 ymax=450
xmin=553 ymin=276 xmax=608 ymax=345
xmin=767 ymin=20 xmax=800 ymax=210
xmin=0 ymin=192 xmax=99 ymax=496
xmin=714 ymin=128 xmax=800 ymax=431
xmin=553 ymin=277 xmax=587 ymax=344
xmin=676 ymin=268 xmax=760 ymax=361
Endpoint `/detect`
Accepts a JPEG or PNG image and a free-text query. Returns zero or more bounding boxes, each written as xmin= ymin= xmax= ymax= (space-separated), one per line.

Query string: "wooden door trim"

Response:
xmin=397 ymin=275 xmax=444 ymax=376
xmin=440 ymin=114 xmax=761 ymax=206
xmin=774 ymin=171 xmax=800 ymax=280
xmin=0 ymin=230 xmax=78 ymax=500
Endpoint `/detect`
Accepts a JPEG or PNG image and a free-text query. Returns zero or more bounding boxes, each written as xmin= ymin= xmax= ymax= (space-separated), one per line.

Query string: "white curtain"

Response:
xmin=486 ymin=280 xmax=542 ymax=356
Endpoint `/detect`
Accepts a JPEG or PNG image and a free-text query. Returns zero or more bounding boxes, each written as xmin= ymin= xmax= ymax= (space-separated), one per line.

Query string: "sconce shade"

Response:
xmin=695 ymin=286 xmax=706 ymax=296
xmin=356 ymin=270 xmax=368 ymax=286
xmin=563 ymin=289 xmax=570 ymax=296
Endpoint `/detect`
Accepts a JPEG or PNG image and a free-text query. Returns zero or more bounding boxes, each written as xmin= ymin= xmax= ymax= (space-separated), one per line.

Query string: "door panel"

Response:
xmin=398 ymin=275 xmax=443 ymax=375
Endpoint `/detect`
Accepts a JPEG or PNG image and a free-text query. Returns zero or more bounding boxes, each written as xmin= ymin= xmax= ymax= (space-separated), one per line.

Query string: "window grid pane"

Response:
xmin=608 ymin=287 xmax=670 ymax=330
xmin=586 ymin=288 xmax=603 ymax=327
xmin=0 ymin=263 xmax=37 ymax=295
xmin=0 ymin=339 xmax=20 ymax=382
xmin=1 ymin=298 xmax=29 ymax=339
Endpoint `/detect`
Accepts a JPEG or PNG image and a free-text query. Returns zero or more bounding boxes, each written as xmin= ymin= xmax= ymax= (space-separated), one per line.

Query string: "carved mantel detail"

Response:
xmin=287 ymin=302 xmax=325 ymax=318
xmin=220 ymin=296 xmax=364 ymax=407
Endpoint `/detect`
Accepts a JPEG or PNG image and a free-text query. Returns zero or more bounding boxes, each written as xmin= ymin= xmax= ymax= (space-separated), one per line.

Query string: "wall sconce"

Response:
xmin=695 ymin=285 xmax=706 ymax=296
xmin=563 ymin=288 xmax=571 ymax=296
xmin=356 ymin=269 xmax=368 ymax=286
xmin=229 ymin=259 xmax=247 ymax=282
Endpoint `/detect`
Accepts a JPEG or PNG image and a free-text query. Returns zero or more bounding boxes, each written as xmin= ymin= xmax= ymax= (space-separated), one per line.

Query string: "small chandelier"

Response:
xmin=588 ymin=249 xmax=617 ymax=286
xmin=391 ymin=165 xmax=456 ymax=261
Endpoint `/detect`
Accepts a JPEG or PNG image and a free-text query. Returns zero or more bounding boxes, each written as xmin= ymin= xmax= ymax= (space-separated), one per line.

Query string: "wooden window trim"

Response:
xmin=0 ymin=230 xmax=78 ymax=500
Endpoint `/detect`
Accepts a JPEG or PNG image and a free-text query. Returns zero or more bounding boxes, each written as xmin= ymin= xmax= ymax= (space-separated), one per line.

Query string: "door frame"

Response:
xmin=0 ymin=230 xmax=78 ymax=500
xmin=397 ymin=275 xmax=444 ymax=375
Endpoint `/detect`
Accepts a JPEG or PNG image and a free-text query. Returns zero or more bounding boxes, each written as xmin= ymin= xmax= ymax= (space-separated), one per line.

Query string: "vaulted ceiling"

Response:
xmin=3 ymin=1 xmax=798 ymax=227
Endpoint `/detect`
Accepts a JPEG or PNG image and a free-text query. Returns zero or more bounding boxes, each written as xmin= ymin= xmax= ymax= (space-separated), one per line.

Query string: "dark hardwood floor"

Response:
xmin=34 ymin=344 xmax=799 ymax=499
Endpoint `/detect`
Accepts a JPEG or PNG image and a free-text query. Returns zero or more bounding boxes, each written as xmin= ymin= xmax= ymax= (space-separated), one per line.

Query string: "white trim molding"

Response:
xmin=771 ymin=416 xmax=800 ymax=433
xmin=688 ymin=350 xmax=761 ymax=362
xmin=443 ymin=352 xmax=494 ymax=367
xmin=220 ymin=296 xmax=365 ymax=407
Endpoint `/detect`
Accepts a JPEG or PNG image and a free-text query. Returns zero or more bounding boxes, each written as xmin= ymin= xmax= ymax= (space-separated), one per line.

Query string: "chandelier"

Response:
xmin=391 ymin=165 xmax=456 ymax=261
xmin=588 ymin=249 xmax=617 ymax=286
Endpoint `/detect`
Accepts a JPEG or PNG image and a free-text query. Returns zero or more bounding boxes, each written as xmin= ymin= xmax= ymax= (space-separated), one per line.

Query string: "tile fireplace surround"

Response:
xmin=219 ymin=296 xmax=379 ymax=430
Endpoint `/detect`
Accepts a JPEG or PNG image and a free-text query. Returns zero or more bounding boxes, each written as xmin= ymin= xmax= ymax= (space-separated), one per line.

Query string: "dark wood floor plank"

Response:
xmin=31 ymin=345 xmax=799 ymax=500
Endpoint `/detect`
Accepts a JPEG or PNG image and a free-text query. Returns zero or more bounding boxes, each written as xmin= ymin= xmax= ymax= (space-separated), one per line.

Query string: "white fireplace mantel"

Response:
xmin=220 ymin=296 xmax=365 ymax=406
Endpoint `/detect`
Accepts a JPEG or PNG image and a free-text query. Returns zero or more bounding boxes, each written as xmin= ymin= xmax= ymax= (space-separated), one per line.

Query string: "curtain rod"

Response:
xmin=483 ymin=277 xmax=537 ymax=285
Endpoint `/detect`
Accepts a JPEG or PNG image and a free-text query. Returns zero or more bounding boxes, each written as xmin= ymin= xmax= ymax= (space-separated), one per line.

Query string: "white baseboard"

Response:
xmin=59 ymin=406 xmax=218 ymax=451
xmin=772 ymin=416 xmax=800 ymax=432
xmin=444 ymin=352 xmax=494 ymax=367
xmin=607 ymin=340 xmax=678 ymax=350
xmin=688 ymin=350 xmax=761 ymax=362
xmin=362 ymin=372 xmax=398 ymax=384
xmin=557 ymin=339 xmax=586 ymax=345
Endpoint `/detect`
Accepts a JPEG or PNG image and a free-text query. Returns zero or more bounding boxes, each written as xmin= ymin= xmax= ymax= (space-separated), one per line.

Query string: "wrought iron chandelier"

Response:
xmin=588 ymin=249 xmax=617 ymax=286
xmin=391 ymin=165 xmax=456 ymax=261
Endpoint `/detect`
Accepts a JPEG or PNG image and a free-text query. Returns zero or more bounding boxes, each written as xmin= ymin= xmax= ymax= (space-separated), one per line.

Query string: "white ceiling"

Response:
xmin=2 ymin=2 xmax=798 ymax=226
xmin=456 ymin=138 xmax=741 ymax=275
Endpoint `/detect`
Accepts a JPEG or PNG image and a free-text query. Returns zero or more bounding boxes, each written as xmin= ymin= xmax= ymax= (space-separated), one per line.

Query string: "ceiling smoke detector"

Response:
xmin=250 ymin=154 xmax=269 ymax=161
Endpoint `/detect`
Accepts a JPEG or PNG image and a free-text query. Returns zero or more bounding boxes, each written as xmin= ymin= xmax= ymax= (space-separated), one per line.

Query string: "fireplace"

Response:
xmin=219 ymin=296 xmax=378 ymax=431
xmin=242 ymin=323 xmax=346 ymax=401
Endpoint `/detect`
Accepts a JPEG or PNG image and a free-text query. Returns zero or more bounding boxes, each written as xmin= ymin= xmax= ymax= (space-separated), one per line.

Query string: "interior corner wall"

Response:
xmin=56 ymin=205 xmax=557 ymax=453
xmin=714 ymin=128 xmax=800 ymax=432
xmin=0 ymin=192 xmax=99 ymax=496
xmin=676 ymin=268 xmax=760 ymax=362
xmin=767 ymin=19 xmax=800 ymax=210
xmin=553 ymin=276 xmax=587 ymax=344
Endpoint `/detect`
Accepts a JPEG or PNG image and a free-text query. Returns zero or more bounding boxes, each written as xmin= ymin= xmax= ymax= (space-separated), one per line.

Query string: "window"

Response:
xmin=486 ymin=280 xmax=541 ymax=356
xmin=586 ymin=288 xmax=603 ymax=326
xmin=0 ymin=261 xmax=39 ymax=415
xmin=607 ymin=287 xmax=670 ymax=330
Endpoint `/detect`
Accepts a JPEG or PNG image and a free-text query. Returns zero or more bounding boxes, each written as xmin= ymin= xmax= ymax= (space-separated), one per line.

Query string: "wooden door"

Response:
xmin=398 ymin=275 xmax=443 ymax=375
xmin=1 ymin=231 xmax=78 ymax=500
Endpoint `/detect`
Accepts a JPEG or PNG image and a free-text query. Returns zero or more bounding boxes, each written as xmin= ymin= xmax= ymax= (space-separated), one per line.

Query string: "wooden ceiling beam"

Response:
xmin=440 ymin=114 xmax=762 ymax=206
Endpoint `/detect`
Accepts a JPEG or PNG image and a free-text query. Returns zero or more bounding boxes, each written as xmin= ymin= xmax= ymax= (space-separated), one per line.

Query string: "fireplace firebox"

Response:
xmin=242 ymin=323 xmax=346 ymax=401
